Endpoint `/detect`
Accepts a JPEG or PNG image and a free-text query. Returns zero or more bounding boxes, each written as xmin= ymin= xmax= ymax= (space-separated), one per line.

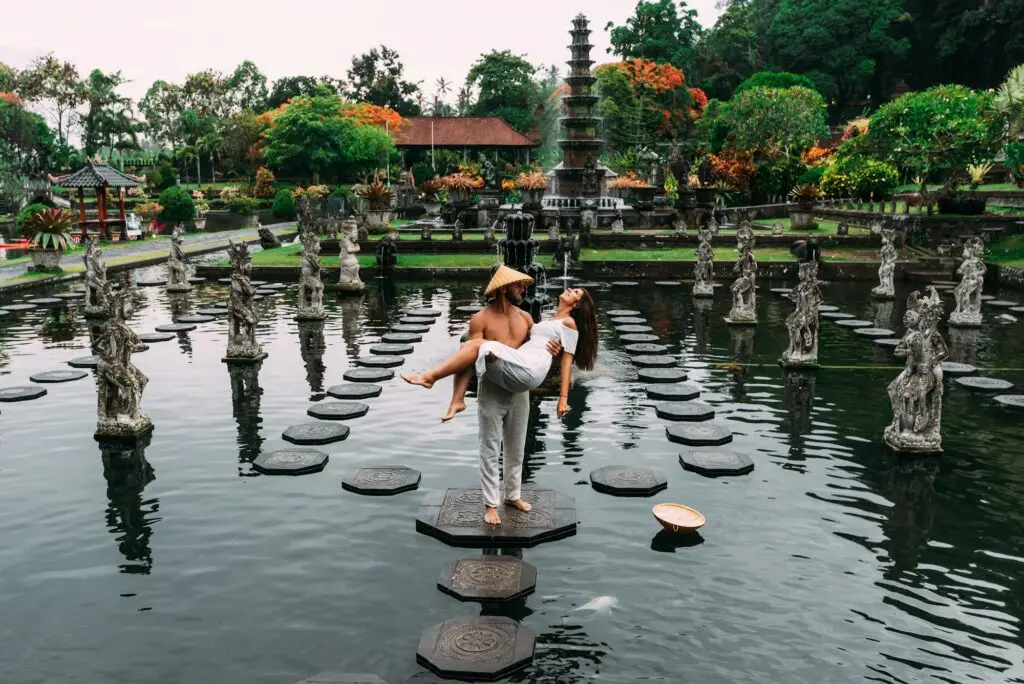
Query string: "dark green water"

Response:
xmin=1 ymin=268 xmax=1023 ymax=684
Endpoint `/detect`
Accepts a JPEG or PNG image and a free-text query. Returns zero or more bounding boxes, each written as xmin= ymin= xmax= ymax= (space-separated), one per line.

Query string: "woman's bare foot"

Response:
xmin=441 ymin=400 xmax=466 ymax=422
xmin=484 ymin=506 xmax=501 ymax=525
xmin=505 ymin=498 xmax=532 ymax=513
xmin=401 ymin=373 xmax=433 ymax=389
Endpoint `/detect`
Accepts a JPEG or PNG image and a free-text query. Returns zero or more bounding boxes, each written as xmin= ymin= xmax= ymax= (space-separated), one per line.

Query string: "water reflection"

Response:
xmin=883 ymin=455 xmax=939 ymax=572
xmin=297 ymin=320 xmax=327 ymax=397
xmin=782 ymin=370 xmax=816 ymax=441
xmin=650 ymin=529 xmax=705 ymax=553
xmin=337 ymin=294 xmax=364 ymax=361
xmin=947 ymin=326 xmax=982 ymax=365
xmin=37 ymin=307 xmax=80 ymax=343
xmin=228 ymin=361 xmax=264 ymax=475
xmin=873 ymin=299 xmax=895 ymax=330
xmin=98 ymin=434 xmax=158 ymax=575
xmin=729 ymin=325 xmax=755 ymax=364
xmin=692 ymin=297 xmax=712 ymax=353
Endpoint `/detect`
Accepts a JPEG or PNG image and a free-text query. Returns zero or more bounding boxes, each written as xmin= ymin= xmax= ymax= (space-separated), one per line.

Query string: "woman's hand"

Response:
xmin=557 ymin=397 xmax=570 ymax=418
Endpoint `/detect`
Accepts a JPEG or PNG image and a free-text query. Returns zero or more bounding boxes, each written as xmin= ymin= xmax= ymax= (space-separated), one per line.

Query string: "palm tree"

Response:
xmin=433 ymin=77 xmax=451 ymax=117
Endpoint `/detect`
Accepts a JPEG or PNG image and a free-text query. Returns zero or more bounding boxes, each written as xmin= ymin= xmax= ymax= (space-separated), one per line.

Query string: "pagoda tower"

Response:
xmin=556 ymin=13 xmax=605 ymax=198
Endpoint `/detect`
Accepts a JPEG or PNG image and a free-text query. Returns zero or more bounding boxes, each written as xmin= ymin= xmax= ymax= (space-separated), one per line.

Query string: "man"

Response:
xmin=463 ymin=266 xmax=560 ymax=526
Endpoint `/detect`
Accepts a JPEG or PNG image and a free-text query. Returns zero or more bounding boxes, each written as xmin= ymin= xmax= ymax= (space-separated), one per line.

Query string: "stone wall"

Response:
xmin=993 ymin=264 xmax=1024 ymax=289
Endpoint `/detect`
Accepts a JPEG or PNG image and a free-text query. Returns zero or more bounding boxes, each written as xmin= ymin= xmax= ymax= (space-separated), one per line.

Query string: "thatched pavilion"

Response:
xmin=49 ymin=158 xmax=145 ymax=240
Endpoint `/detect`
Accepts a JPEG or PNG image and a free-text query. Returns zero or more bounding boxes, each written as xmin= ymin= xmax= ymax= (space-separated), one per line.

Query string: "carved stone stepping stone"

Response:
xmin=610 ymin=317 xmax=646 ymax=324
xmin=392 ymin=324 xmax=430 ymax=334
xmin=589 ymin=466 xmax=668 ymax=497
xmin=550 ymin=275 xmax=574 ymax=282
xmin=612 ymin=281 xmax=638 ymax=287
xmin=607 ymin=309 xmax=641 ymax=317
xmin=941 ymin=362 xmax=977 ymax=376
xmin=620 ymin=333 xmax=659 ymax=343
xmin=370 ymin=343 xmax=414 ymax=356
xmin=874 ymin=338 xmax=901 ymax=348
xmin=818 ymin=305 xmax=839 ymax=312
xmin=253 ymin=295 xmax=266 ymax=301
xmin=356 ymin=355 xmax=404 ymax=368
xmin=0 ymin=309 xmax=7 ymax=317
xmin=409 ymin=308 xmax=442 ymax=317
xmin=437 ymin=556 xmax=537 ymax=602
xmin=416 ymin=616 xmax=535 ymax=681
xmin=133 ymin=343 xmax=150 ymax=353
xmin=30 ymin=369 xmax=88 ymax=384
xmin=416 ymin=488 xmax=576 ymax=547
xmin=770 ymin=287 xmax=792 ymax=296
xmin=282 ymin=422 xmax=350 ymax=446
xmin=249 ymin=280 xmax=268 ymax=287
xmin=646 ymin=383 xmax=701 ymax=401
xmin=175 ymin=314 xmax=214 ymax=324
xmin=666 ymin=422 xmax=733 ymax=446
xmin=986 ymin=300 xmax=1018 ymax=308
xmin=54 ymin=291 xmax=85 ymax=300
xmin=455 ymin=305 xmax=481 ymax=314
xmin=155 ymin=323 xmax=196 ymax=333
xmin=853 ymin=327 xmax=895 ymax=337
xmin=382 ymin=332 xmax=422 ymax=343
xmin=217 ymin=277 xmax=232 ymax=284
xmin=679 ymin=450 xmax=754 ymax=477
xmin=955 ymin=376 xmax=1013 ymax=392
xmin=29 ymin=297 xmax=63 ymax=307
xmin=294 ymin=673 xmax=386 ymax=684
xmin=138 ymin=332 xmax=176 ymax=343
xmin=930 ymin=280 xmax=956 ymax=287
xmin=930 ymin=284 xmax=955 ymax=291
xmin=187 ymin=276 xmax=207 ymax=285
xmin=255 ymin=289 xmax=280 ymax=296
xmin=980 ymin=295 xmax=995 ymax=301
xmin=343 ymin=368 xmax=395 ymax=383
xmin=1 ymin=303 xmax=38 ymax=312
xmin=196 ymin=307 xmax=229 ymax=316
xmin=821 ymin=311 xmax=854 ymax=320
xmin=342 ymin=466 xmax=421 ymax=496
xmin=616 ymin=324 xmax=654 ymax=333
xmin=326 ymin=383 xmax=382 ymax=400
xmin=136 ymin=278 xmax=166 ymax=287
xmin=573 ymin=282 xmax=604 ymax=288
xmin=259 ymin=282 xmax=286 ymax=290
xmin=631 ymin=355 xmax=676 ymax=367
xmin=400 ymin=316 xmax=436 ymax=325
xmin=835 ymin=319 xmax=872 ymax=328
xmin=655 ymin=401 xmax=715 ymax=422
xmin=624 ymin=343 xmax=669 ymax=354
xmin=638 ymin=368 xmax=688 ymax=383
xmin=306 ymin=401 xmax=370 ymax=420
xmin=68 ymin=355 xmax=100 ymax=369
xmin=253 ymin=448 xmax=328 ymax=475
xmin=994 ymin=395 xmax=1024 ymax=410
xmin=0 ymin=386 xmax=47 ymax=402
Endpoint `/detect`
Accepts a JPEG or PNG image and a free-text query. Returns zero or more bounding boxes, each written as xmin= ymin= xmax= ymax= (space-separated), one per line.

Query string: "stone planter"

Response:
xmin=520 ymin=188 xmax=545 ymax=206
xmin=29 ymin=248 xmax=63 ymax=272
xmin=675 ymin=190 xmax=696 ymax=211
xmin=193 ymin=216 xmax=207 ymax=231
xmin=364 ymin=210 xmax=393 ymax=231
xmin=422 ymin=202 xmax=441 ymax=216
xmin=694 ymin=188 xmax=716 ymax=206
xmin=937 ymin=196 xmax=987 ymax=216
xmin=789 ymin=209 xmax=818 ymax=230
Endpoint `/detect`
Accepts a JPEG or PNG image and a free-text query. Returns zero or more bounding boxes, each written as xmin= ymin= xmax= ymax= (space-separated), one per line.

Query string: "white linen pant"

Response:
xmin=477 ymin=374 xmax=529 ymax=508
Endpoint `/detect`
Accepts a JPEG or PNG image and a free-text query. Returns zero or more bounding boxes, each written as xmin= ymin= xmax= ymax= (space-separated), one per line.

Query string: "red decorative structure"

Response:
xmin=49 ymin=158 xmax=144 ymax=241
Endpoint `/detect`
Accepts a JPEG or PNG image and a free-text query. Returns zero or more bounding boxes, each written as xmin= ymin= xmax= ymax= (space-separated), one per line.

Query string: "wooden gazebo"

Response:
xmin=49 ymin=158 xmax=144 ymax=240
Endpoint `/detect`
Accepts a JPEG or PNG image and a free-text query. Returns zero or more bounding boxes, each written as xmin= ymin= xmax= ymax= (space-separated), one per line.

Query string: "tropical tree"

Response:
xmin=80 ymin=69 xmax=137 ymax=157
xmin=139 ymin=80 xmax=184 ymax=151
xmin=266 ymin=75 xmax=342 ymax=109
xmin=225 ymin=60 xmax=268 ymax=113
xmin=605 ymin=0 xmax=704 ymax=75
xmin=700 ymin=86 xmax=828 ymax=160
xmin=16 ymin=54 xmax=83 ymax=149
xmin=465 ymin=51 xmax=540 ymax=133
xmin=347 ymin=46 xmax=422 ymax=116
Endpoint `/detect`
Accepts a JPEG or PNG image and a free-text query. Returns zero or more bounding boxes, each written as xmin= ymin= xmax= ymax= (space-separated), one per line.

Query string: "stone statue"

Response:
xmin=95 ymin=282 xmax=152 ymax=438
xmin=610 ymin=209 xmax=624 ymax=234
xmin=484 ymin=219 xmax=497 ymax=246
xmin=296 ymin=228 xmax=325 ymax=320
xmin=727 ymin=219 xmax=758 ymax=323
xmin=780 ymin=261 xmax=823 ymax=367
xmin=949 ymin=236 xmax=985 ymax=327
xmin=552 ymin=234 xmax=580 ymax=269
xmin=580 ymin=209 xmax=596 ymax=236
xmin=165 ymin=224 xmax=191 ymax=292
xmin=871 ymin=228 xmax=898 ymax=300
xmin=708 ymin=215 xmax=720 ymax=238
xmin=837 ymin=221 xmax=849 ymax=236
xmin=452 ymin=213 xmax=465 ymax=241
xmin=692 ymin=227 xmax=715 ymax=298
xmin=258 ymin=227 xmax=281 ymax=250
xmin=546 ymin=215 xmax=560 ymax=240
xmin=224 ymin=241 xmax=266 ymax=362
xmin=673 ymin=212 xmax=688 ymax=236
xmin=582 ymin=155 xmax=599 ymax=196
xmin=771 ymin=222 xmax=784 ymax=237
xmin=83 ymin=238 xmax=109 ymax=318
xmin=338 ymin=219 xmax=364 ymax=292
xmin=884 ymin=287 xmax=947 ymax=454
xmin=481 ymin=156 xmax=498 ymax=190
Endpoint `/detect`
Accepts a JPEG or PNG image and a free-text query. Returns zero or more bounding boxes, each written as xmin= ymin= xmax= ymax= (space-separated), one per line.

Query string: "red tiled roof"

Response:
xmin=395 ymin=117 xmax=537 ymax=148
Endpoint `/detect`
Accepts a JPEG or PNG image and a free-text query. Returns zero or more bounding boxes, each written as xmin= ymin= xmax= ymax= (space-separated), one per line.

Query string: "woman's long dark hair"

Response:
xmin=570 ymin=289 xmax=598 ymax=371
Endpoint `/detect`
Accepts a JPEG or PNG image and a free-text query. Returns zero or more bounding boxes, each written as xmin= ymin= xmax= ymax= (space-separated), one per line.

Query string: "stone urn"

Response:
xmin=193 ymin=216 xmax=207 ymax=231
xmin=364 ymin=210 xmax=392 ymax=232
xmin=789 ymin=204 xmax=818 ymax=230
xmin=422 ymin=201 xmax=442 ymax=216
xmin=520 ymin=188 xmax=545 ymax=206
xmin=240 ymin=213 xmax=259 ymax=229
xmin=29 ymin=248 xmax=63 ymax=272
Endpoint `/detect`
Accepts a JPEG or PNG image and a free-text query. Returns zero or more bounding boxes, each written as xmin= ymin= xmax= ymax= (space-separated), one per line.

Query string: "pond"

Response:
xmin=1 ymin=269 xmax=1023 ymax=684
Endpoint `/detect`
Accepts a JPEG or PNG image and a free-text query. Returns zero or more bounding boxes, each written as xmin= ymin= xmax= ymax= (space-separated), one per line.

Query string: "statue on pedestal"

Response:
xmin=223 ymin=241 xmax=266 ymax=362
xmin=258 ymin=227 xmax=281 ymax=249
xmin=726 ymin=220 xmax=758 ymax=324
xmin=546 ymin=215 xmax=560 ymax=240
xmin=610 ymin=209 xmax=625 ymax=234
xmin=692 ymin=227 xmax=715 ymax=298
xmin=165 ymin=224 xmax=191 ymax=292
xmin=872 ymin=227 xmax=897 ymax=300
xmin=338 ymin=219 xmax=364 ymax=292
xmin=780 ymin=261 xmax=822 ymax=367
xmin=296 ymin=228 xmax=325 ymax=320
xmin=884 ymin=287 xmax=947 ymax=453
xmin=95 ymin=283 xmax=152 ymax=438
xmin=949 ymin=236 xmax=985 ymax=327
xmin=83 ymin=238 xmax=109 ymax=318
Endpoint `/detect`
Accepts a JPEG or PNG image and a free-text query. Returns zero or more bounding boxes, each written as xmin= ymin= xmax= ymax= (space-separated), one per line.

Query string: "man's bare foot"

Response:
xmin=441 ymin=400 xmax=466 ymax=422
xmin=401 ymin=373 xmax=433 ymax=389
xmin=484 ymin=507 xmax=501 ymax=525
xmin=505 ymin=498 xmax=532 ymax=513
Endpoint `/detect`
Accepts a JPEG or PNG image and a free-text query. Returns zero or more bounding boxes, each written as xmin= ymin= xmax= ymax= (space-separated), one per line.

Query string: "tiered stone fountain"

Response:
xmin=497 ymin=212 xmax=549 ymax=321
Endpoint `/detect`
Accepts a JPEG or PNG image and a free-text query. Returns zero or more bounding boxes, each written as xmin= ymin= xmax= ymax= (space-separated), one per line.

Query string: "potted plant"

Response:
xmin=23 ymin=208 xmax=75 ymax=272
xmin=192 ymin=191 xmax=209 ymax=231
xmin=355 ymin=178 xmax=394 ymax=231
xmin=515 ymin=172 xmax=547 ymax=205
xmin=788 ymin=183 xmax=823 ymax=229
xmin=135 ymin=201 xmax=163 ymax=232
xmin=226 ymin=195 xmax=260 ymax=227
xmin=442 ymin=173 xmax=484 ymax=205
xmin=419 ymin=178 xmax=444 ymax=215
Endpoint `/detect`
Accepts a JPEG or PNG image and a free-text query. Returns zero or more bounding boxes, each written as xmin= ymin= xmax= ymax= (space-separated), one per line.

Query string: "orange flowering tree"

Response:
xmin=596 ymin=58 xmax=698 ymax=151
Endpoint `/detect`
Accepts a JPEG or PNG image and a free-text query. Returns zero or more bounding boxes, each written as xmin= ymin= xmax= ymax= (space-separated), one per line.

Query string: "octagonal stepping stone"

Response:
xmin=196 ymin=307 xmax=229 ymax=316
xmin=655 ymin=281 xmax=682 ymax=287
xmin=437 ymin=556 xmax=537 ymax=603
xmin=343 ymin=368 xmax=394 ymax=383
xmin=655 ymin=401 xmax=715 ymax=422
xmin=133 ymin=343 xmax=150 ymax=354
xmin=631 ymin=355 xmax=676 ymax=368
xmin=616 ymin=324 xmax=654 ymax=333
xmin=282 ymin=422 xmax=350 ymax=446
xmin=326 ymin=383 xmax=382 ymax=400
xmin=607 ymin=309 xmax=641 ymax=317
xmin=29 ymin=297 xmax=63 ymax=307
xmin=620 ymin=333 xmax=659 ymax=343
xmin=994 ymin=395 xmax=1024 ymax=410
xmin=252 ymin=295 xmax=265 ymax=302
xmin=550 ymin=275 xmax=574 ymax=282
xmin=342 ymin=466 xmax=421 ymax=496
xmin=382 ymin=332 xmax=422 ymax=343
xmin=610 ymin=317 xmax=646 ymax=325
xmin=986 ymin=300 xmax=1018 ymax=308
xmin=217 ymin=277 xmax=232 ymax=284
xmin=818 ymin=305 xmax=839 ymax=313
xmin=370 ymin=343 xmax=414 ymax=356
xmin=875 ymin=338 xmax=901 ymax=348
xmin=612 ymin=281 xmax=638 ymax=287
xmin=770 ymin=287 xmax=792 ymax=296
xmin=417 ymin=617 xmax=535 ymax=680
xmin=821 ymin=311 xmax=855 ymax=320
xmin=930 ymin=280 xmax=957 ymax=287
xmin=416 ymin=488 xmax=576 ymax=547
xmin=295 ymin=673 xmax=387 ymax=684
xmin=356 ymin=355 xmax=404 ymax=368
xmin=589 ymin=466 xmax=668 ymax=497
xmin=638 ymin=368 xmax=688 ymax=383
xmin=175 ymin=314 xmax=214 ymax=324
xmin=255 ymin=289 xmax=280 ymax=296
xmin=187 ymin=276 xmax=207 ymax=285
xmin=155 ymin=323 xmax=196 ymax=333
xmin=392 ymin=324 xmax=430 ymax=334
xmin=1 ymin=303 xmax=38 ymax=313
xmin=400 ymin=316 xmax=435 ymax=325
xmin=30 ymin=369 xmax=88 ymax=384
xmin=980 ymin=295 xmax=995 ymax=301
xmin=941 ymin=362 xmax=977 ymax=376
xmin=253 ymin=448 xmax=328 ymax=475
xmin=854 ymin=327 xmax=895 ymax=337
xmin=624 ymin=343 xmax=669 ymax=354
xmin=68 ymin=355 xmax=100 ymax=369
xmin=0 ymin=386 xmax=47 ymax=402
xmin=249 ymin=280 xmax=268 ymax=287
xmin=259 ymin=282 xmax=286 ymax=290
xmin=955 ymin=376 xmax=1013 ymax=392
xmin=138 ymin=332 xmax=176 ymax=343
xmin=666 ymin=422 xmax=733 ymax=446
xmin=574 ymin=281 xmax=604 ymax=288
xmin=54 ymin=291 xmax=85 ymax=300
xmin=930 ymin=284 xmax=955 ymax=291
xmin=646 ymin=383 xmax=701 ymax=401
xmin=409 ymin=308 xmax=442 ymax=318
xmin=136 ymin=278 xmax=166 ymax=287
xmin=455 ymin=305 xmax=481 ymax=314
xmin=835 ymin=319 xmax=873 ymax=328
xmin=307 ymin=401 xmax=369 ymax=421
xmin=679 ymin=450 xmax=754 ymax=477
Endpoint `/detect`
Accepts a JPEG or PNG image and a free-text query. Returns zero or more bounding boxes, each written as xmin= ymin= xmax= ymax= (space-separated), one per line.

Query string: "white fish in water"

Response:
xmin=575 ymin=596 xmax=618 ymax=612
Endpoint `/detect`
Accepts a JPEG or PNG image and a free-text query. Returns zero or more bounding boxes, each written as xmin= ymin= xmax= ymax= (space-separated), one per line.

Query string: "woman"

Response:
xmin=402 ymin=288 xmax=598 ymax=420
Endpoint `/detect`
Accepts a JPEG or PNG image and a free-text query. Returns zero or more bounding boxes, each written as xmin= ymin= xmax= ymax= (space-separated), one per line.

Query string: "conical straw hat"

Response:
xmin=485 ymin=265 xmax=534 ymax=296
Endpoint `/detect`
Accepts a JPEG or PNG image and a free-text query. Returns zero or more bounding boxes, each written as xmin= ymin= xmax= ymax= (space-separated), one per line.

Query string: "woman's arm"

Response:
xmin=557 ymin=351 xmax=574 ymax=418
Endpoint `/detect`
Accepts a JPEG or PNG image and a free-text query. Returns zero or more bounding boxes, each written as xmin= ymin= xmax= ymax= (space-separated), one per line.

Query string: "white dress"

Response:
xmin=476 ymin=318 xmax=579 ymax=393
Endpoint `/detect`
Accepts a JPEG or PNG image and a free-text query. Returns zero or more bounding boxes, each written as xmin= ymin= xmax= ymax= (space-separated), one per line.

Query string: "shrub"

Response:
xmin=147 ymin=161 xmax=178 ymax=191
xmin=410 ymin=161 xmax=434 ymax=186
xmin=749 ymin=158 xmax=805 ymax=204
xmin=820 ymin=169 xmax=856 ymax=198
xmin=16 ymin=203 xmax=49 ymax=228
xmin=272 ymin=188 xmax=297 ymax=219
xmin=1005 ymin=142 xmax=1024 ymax=185
xmin=157 ymin=186 xmax=196 ymax=223
xmin=734 ymin=71 xmax=817 ymax=96
xmin=820 ymin=157 xmax=898 ymax=199
xmin=226 ymin=196 xmax=259 ymax=215
xmin=797 ymin=165 xmax=826 ymax=187
xmin=252 ymin=167 xmax=276 ymax=198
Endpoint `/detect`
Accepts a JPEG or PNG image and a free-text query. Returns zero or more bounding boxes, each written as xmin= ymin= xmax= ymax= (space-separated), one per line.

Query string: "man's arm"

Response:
xmin=467 ymin=311 xmax=487 ymax=340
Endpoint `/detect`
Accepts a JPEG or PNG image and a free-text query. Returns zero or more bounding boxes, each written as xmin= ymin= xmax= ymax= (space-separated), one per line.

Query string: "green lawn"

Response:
xmin=1 ymin=235 xmax=171 ymax=267
xmin=894 ymin=182 xmax=1023 ymax=193
xmin=986 ymin=233 xmax=1024 ymax=266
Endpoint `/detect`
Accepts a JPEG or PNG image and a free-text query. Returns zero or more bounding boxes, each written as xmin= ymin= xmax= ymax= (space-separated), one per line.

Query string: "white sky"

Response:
xmin=1 ymin=0 xmax=722 ymax=103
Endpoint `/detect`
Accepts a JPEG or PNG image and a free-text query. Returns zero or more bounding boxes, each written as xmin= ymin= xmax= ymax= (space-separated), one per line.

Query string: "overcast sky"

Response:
xmin=1 ymin=0 xmax=722 ymax=103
